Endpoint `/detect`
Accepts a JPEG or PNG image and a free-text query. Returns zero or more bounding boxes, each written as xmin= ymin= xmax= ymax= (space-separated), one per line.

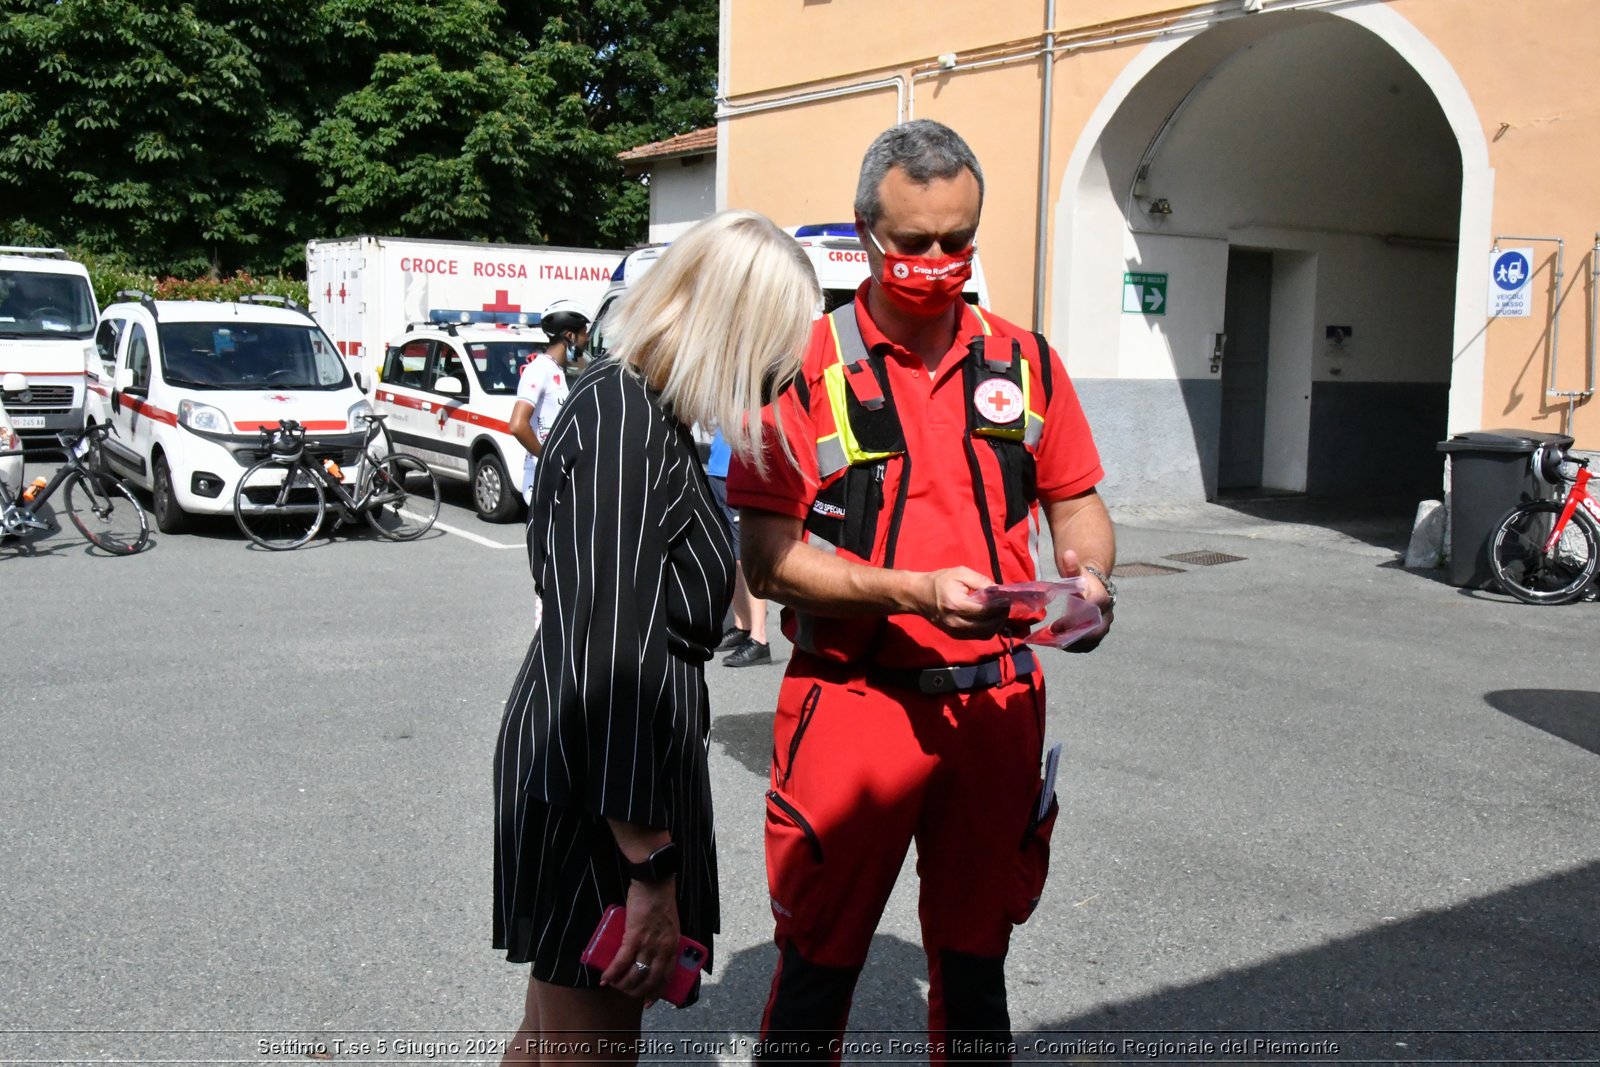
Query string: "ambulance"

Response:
xmin=305 ymin=235 xmax=621 ymax=391
xmin=587 ymin=223 xmax=989 ymax=358
xmin=369 ymin=319 xmax=551 ymax=523
xmin=786 ymin=222 xmax=990 ymax=310
xmin=0 ymin=247 xmax=100 ymax=448
xmin=93 ymin=293 xmax=371 ymax=534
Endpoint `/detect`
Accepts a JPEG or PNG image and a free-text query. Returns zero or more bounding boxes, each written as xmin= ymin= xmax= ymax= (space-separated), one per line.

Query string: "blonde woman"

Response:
xmin=494 ymin=210 xmax=817 ymax=1064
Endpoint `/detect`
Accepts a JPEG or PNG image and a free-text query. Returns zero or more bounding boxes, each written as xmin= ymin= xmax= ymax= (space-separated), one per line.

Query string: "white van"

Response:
xmin=586 ymin=244 xmax=665 ymax=361
xmin=95 ymin=293 xmax=371 ymax=533
xmin=0 ymin=247 xmax=99 ymax=448
xmin=587 ymin=225 xmax=990 ymax=357
xmin=786 ymin=222 xmax=990 ymax=311
xmin=371 ymin=320 xmax=552 ymax=522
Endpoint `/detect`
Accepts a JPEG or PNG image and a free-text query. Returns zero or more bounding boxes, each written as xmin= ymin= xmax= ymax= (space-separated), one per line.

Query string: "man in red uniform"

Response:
xmin=726 ymin=120 xmax=1117 ymax=1063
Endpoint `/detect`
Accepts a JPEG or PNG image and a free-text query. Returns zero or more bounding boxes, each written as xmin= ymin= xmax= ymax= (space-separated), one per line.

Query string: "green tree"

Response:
xmin=307 ymin=0 xmax=718 ymax=248
xmin=0 ymin=0 xmax=717 ymax=273
xmin=0 ymin=0 xmax=322 ymax=274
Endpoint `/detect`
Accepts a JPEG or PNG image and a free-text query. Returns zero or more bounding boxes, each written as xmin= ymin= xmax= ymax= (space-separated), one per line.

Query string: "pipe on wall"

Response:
xmin=1032 ymin=0 xmax=1057 ymax=331
xmin=1589 ymin=232 xmax=1599 ymax=398
xmin=716 ymin=76 xmax=906 ymax=124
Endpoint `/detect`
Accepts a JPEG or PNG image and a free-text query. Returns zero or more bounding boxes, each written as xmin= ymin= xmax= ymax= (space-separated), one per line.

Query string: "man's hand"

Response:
xmin=916 ymin=566 xmax=1013 ymax=638
xmin=1057 ymin=549 xmax=1113 ymax=652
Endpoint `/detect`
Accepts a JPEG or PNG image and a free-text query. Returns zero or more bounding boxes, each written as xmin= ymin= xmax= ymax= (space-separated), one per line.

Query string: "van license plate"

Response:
xmin=10 ymin=416 xmax=44 ymax=429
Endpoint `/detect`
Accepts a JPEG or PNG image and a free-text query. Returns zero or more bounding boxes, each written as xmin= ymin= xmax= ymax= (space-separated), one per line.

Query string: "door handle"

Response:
xmin=1209 ymin=333 xmax=1227 ymax=374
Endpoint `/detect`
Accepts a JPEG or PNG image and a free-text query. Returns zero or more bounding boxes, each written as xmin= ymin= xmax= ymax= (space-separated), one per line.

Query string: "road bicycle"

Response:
xmin=231 ymin=416 xmax=439 ymax=550
xmin=0 ymin=422 xmax=149 ymax=555
xmin=1488 ymin=442 xmax=1599 ymax=604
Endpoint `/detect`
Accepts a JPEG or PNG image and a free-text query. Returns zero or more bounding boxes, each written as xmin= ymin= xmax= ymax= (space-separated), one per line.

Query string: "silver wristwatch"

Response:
xmin=1081 ymin=564 xmax=1117 ymax=610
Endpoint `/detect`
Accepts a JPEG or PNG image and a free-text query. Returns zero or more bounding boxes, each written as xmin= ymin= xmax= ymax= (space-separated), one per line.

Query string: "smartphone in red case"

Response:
xmin=580 ymin=904 xmax=707 ymax=1007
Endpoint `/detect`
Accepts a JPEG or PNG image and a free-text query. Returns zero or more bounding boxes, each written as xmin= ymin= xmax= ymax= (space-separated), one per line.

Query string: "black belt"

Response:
xmin=868 ymin=647 xmax=1037 ymax=696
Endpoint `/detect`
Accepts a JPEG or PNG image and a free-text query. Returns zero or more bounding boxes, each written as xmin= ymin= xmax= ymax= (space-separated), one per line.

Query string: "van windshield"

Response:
xmin=156 ymin=322 xmax=351 ymax=391
xmin=464 ymin=340 xmax=548 ymax=395
xmin=0 ymin=270 xmax=97 ymax=339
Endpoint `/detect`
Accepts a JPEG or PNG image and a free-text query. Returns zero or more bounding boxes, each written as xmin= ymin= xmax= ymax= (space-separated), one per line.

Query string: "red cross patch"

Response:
xmin=974 ymin=378 xmax=1024 ymax=424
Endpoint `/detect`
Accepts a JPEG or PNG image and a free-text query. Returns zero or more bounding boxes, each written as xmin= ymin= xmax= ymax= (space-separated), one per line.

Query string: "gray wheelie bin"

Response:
xmin=1436 ymin=429 xmax=1575 ymax=589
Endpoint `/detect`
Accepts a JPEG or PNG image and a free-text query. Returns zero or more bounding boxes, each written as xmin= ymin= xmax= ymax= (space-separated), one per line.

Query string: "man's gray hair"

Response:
xmin=853 ymin=120 xmax=985 ymax=228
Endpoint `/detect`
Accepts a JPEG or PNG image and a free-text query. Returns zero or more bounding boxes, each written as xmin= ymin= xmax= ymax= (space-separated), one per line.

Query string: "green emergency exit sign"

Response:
xmin=1122 ymin=272 xmax=1167 ymax=315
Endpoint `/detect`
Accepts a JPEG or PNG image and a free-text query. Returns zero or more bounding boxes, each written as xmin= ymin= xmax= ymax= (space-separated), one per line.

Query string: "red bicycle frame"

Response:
xmin=1545 ymin=464 xmax=1599 ymax=552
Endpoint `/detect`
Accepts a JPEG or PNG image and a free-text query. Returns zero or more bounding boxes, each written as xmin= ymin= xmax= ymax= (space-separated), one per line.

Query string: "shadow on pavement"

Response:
xmin=711 ymin=711 xmax=776 ymax=778
xmin=1210 ymin=492 xmax=1420 ymax=553
xmin=1028 ymin=861 xmax=1600 ymax=1061
xmin=686 ymin=866 xmax=1600 ymax=1060
xmin=692 ymin=934 xmax=932 ymax=1053
xmin=1485 ymin=689 xmax=1600 ymax=756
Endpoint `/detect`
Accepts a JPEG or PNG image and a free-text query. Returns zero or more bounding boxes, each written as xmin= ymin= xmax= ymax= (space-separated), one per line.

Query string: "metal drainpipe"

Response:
xmin=1590 ymin=232 xmax=1599 ymax=406
xmin=1031 ymin=0 xmax=1056 ymax=331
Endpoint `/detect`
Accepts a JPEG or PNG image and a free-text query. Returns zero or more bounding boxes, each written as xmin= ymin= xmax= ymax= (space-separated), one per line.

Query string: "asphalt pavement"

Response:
xmin=1 ymin=468 xmax=1596 ymax=1064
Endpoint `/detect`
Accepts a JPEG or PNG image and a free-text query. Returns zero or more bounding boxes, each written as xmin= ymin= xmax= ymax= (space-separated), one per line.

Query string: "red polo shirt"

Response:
xmin=727 ymin=284 xmax=1103 ymax=668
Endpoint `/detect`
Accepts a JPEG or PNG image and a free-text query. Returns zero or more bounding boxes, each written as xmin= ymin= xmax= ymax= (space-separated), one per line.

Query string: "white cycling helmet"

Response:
xmin=540 ymin=299 xmax=591 ymax=340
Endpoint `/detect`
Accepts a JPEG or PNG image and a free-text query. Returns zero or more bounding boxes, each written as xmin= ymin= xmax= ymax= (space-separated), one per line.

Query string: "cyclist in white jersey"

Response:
xmin=511 ymin=301 xmax=589 ymax=503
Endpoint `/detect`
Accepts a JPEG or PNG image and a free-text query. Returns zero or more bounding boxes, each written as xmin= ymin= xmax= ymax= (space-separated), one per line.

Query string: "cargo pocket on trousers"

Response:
xmin=1008 ymin=793 xmax=1059 ymax=924
xmin=765 ymin=787 xmax=825 ymax=938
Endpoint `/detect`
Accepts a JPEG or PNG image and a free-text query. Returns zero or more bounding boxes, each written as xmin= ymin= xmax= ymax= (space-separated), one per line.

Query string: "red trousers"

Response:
xmin=757 ymin=652 xmax=1058 ymax=1064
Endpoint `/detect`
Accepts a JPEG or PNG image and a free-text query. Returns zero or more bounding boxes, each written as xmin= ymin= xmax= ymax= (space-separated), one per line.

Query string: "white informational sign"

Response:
xmin=1488 ymin=247 xmax=1534 ymax=318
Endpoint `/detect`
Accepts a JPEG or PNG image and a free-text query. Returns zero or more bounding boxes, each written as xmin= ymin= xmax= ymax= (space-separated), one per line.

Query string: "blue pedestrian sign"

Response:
xmin=1488 ymin=247 xmax=1533 ymax=317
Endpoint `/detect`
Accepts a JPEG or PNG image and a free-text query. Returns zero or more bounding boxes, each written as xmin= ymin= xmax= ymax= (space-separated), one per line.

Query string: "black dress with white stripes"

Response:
xmin=494 ymin=360 xmax=735 ymax=988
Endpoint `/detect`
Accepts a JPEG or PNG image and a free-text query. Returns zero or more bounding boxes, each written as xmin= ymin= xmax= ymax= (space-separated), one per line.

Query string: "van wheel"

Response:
xmin=472 ymin=451 xmax=520 ymax=523
xmin=151 ymin=454 xmax=192 ymax=534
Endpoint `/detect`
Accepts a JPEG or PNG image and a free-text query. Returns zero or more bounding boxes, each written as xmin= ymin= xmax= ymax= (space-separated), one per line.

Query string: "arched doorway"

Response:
xmin=1057 ymin=8 xmax=1487 ymax=505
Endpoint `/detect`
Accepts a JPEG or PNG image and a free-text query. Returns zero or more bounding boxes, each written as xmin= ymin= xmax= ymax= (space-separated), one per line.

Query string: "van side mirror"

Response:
xmin=433 ymin=375 xmax=464 ymax=396
xmin=353 ymin=371 xmax=365 ymax=392
xmin=1 ymin=372 xmax=27 ymax=395
xmin=115 ymin=366 xmax=143 ymax=396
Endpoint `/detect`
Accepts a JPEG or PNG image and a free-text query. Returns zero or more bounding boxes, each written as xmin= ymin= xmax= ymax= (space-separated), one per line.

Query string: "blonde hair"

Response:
xmin=604 ymin=210 xmax=819 ymax=473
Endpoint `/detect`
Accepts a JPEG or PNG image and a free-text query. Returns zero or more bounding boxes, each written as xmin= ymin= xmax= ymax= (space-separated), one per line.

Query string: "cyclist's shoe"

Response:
xmin=723 ymin=639 xmax=772 ymax=668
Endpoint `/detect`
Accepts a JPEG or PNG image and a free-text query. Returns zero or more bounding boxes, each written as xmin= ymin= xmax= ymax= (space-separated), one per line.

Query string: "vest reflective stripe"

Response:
xmin=827 ymin=308 xmax=872 ymax=367
xmin=817 ymin=433 xmax=850 ymax=480
xmin=818 ymin=308 xmax=903 ymax=473
xmin=1024 ymin=405 xmax=1044 ymax=448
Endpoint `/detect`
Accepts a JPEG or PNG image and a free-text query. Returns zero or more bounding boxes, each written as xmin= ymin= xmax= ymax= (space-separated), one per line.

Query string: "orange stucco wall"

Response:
xmin=1389 ymin=0 xmax=1600 ymax=441
xmin=721 ymin=0 xmax=1600 ymax=445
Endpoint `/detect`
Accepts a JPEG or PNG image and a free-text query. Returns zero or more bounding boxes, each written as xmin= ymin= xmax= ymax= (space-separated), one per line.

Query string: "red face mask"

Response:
xmin=867 ymin=229 xmax=974 ymax=318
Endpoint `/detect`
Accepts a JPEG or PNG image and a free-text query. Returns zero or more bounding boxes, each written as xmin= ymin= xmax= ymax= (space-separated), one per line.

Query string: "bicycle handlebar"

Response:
xmin=53 ymin=421 xmax=117 ymax=450
xmin=257 ymin=418 xmax=305 ymax=441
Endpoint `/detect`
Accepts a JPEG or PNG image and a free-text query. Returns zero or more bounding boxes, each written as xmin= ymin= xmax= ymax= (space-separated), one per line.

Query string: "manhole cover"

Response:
xmin=1165 ymin=550 xmax=1247 ymax=567
xmin=1115 ymin=561 xmax=1185 ymax=577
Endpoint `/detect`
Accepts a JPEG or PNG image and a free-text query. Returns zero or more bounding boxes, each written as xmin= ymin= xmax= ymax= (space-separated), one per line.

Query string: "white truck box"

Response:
xmin=306 ymin=235 xmax=622 ymax=390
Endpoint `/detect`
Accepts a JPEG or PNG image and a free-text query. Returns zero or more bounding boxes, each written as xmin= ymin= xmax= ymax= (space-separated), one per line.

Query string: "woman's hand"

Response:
xmin=599 ymin=878 xmax=680 ymax=1003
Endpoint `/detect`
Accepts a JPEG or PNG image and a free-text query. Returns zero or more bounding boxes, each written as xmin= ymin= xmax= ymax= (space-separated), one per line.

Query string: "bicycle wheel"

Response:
xmin=233 ymin=459 xmax=326 ymax=550
xmin=64 ymin=471 xmax=150 ymax=555
xmin=363 ymin=453 xmax=439 ymax=541
xmin=1489 ymin=501 xmax=1599 ymax=604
